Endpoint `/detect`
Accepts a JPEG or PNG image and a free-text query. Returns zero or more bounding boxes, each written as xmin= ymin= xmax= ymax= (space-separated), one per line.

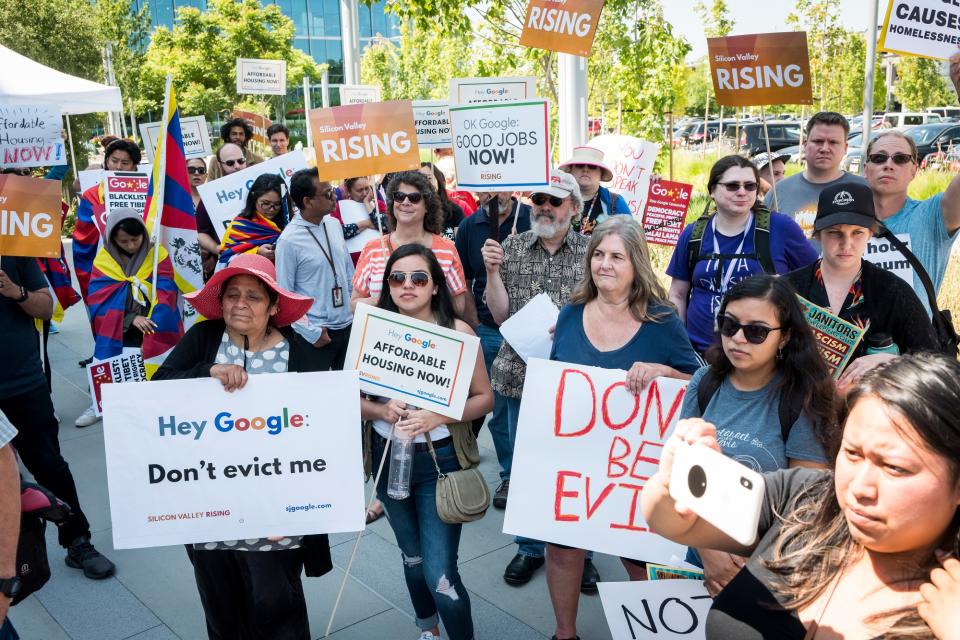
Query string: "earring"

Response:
xmin=776 ymin=347 xmax=784 ymax=361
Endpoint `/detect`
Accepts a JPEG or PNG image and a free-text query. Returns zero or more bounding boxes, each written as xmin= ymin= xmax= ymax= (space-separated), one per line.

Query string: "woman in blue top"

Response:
xmin=666 ymin=155 xmax=818 ymax=353
xmin=546 ymin=216 xmax=701 ymax=640
xmin=679 ymin=274 xmax=837 ymax=597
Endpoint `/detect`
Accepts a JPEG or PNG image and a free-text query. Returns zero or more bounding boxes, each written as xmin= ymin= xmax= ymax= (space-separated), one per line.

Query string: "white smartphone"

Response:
xmin=669 ymin=442 xmax=765 ymax=547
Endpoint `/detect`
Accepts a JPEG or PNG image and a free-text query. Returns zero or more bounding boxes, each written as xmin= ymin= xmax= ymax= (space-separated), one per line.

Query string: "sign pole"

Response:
xmin=64 ymin=115 xmax=79 ymax=186
xmin=303 ymin=76 xmax=313 ymax=148
xmin=129 ymin=98 xmax=139 ymax=145
xmin=702 ymin=86 xmax=710 ymax=157
xmin=760 ymin=106 xmax=778 ymax=211
xmin=667 ymin=110 xmax=674 ymax=181
xmin=860 ymin=0 xmax=880 ymax=174
xmin=150 ymin=75 xmax=173 ymax=304
xmin=717 ymin=105 xmax=724 ymax=159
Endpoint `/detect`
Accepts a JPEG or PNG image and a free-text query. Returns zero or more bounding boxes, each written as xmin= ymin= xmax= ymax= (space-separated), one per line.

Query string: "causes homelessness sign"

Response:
xmin=707 ymin=32 xmax=813 ymax=107
xmin=798 ymin=296 xmax=867 ymax=378
xmin=880 ymin=0 xmax=960 ymax=61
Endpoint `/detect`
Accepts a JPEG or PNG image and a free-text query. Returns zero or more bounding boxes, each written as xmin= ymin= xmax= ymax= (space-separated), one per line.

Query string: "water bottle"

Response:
xmin=865 ymin=332 xmax=900 ymax=356
xmin=387 ymin=431 xmax=414 ymax=500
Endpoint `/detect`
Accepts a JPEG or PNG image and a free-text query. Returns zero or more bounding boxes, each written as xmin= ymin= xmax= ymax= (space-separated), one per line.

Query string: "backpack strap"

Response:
xmin=687 ymin=214 xmax=714 ymax=275
xmin=752 ymin=205 xmax=775 ymax=274
xmin=696 ymin=368 xmax=723 ymax=415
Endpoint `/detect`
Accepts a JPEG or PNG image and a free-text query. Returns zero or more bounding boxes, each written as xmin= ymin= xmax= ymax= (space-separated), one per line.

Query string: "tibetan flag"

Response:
xmin=143 ymin=81 xmax=205 ymax=336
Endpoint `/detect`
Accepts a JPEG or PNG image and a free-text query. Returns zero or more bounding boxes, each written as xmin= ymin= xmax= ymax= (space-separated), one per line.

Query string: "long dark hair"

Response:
xmin=420 ymin=162 xmax=458 ymax=224
xmin=766 ymin=353 xmax=960 ymax=637
xmin=240 ymin=174 xmax=287 ymax=230
xmin=705 ymin=275 xmax=839 ymax=454
xmin=376 ymin=243 xmax=456 ymax=329
xmin=385 ymin=170 xmax=443 ymax=235
xmin=705 ymin=154 xmax=763 ymax=216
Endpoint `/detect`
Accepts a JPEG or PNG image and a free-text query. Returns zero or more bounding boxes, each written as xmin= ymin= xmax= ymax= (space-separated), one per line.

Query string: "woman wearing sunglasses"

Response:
xmin=667 ymin=155 xmax=818 ymax=354
xmin=351 ymin=170 xmax=468 ymax=317
xmin=360 ymin=243 xmax=493 ymax=640
xmin=679 ymin=274 xmax=836 ymax=596
xmin=219 ymin=174 xmax=288 ymax=266
xmin=785 ymin=182 xmax=936 ymax=391
xmin=187 ymin=158 xmax=208 ymax=208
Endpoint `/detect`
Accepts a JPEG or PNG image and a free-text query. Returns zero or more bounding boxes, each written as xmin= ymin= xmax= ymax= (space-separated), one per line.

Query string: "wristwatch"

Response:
xmin=0 ymin=576 xmax=21 ymax=599
xmin=15 ymin=286 xmax=28 ymax=303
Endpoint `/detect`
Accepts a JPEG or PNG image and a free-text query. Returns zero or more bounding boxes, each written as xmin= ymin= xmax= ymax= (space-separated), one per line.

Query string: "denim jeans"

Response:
xmin=475 ymin=324 xmax=511 ymax=480
xmin=373 ymin=435 xmax=474 ymax=640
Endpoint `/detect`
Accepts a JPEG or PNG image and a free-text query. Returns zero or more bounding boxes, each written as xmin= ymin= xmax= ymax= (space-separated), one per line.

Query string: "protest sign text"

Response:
xmin=707 ymin=32 xmax=813 ymax=107
xmin=880 ymin=0 xmax=960 ymax=61
xmin=0 ymin=174 xmax=62 ymax=257
xmin=236 ymin=58 xmax=287 ymax=95
xmin=598 ymin=579 xmax=712 ymax=639
xmin=0 ymin=105 xmax=65 ymax=168
xmin=642 ymin=180 xmax=692 ymax=246
xmin=519 ymin=0 xmax=605 ymax=57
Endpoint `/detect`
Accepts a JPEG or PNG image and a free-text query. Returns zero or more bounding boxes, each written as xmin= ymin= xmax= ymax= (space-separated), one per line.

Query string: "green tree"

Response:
xmin=896 ymin=57 xmax=955 ymax=111
xmin=140 ymin=0 xmax=320 ymax=118
xmin=786 ymin=0 xmax=845 ymax=111
xmin=94 ymin=0 xmax=151 ymax=115
xmin=695 ymin=0 xmax=734 ymax=39
xmin=831 ymin=30 xmax=886 ymax=114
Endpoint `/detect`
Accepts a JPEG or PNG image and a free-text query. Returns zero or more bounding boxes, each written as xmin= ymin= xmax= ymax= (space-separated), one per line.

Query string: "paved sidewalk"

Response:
xmin=8 ymin=286 xmax=624 ymax=640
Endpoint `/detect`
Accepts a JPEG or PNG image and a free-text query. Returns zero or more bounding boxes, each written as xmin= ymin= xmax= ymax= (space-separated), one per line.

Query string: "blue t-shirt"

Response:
xmin=550 ymin=303 xmax=702 ymax=374
xmin=679 ymin=366 xmax=827 ymax=473
xmin=666 ymin=213 xmax=819 ymax=352
xmin=882 ymin=193 xmax=959 ymax=316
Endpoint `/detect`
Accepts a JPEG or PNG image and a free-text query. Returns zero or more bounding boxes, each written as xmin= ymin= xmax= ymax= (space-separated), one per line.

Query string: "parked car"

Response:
xmin=681 ymin=120 xmax=736 ymax=146
xmin=904 ymin=123 xmax=960 ymax=161
xmin=881 ymin=112 xmax=941 ymax=129
xmin=842 ymin=131 xmax=884 ymax=174
xmin=928 ymin=107 xmax=960 ymax=119
xmin=722 ymin=121 xmax=801 ymax=156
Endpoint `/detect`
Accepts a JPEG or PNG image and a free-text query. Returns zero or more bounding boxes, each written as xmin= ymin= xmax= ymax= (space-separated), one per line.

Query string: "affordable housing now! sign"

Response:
xmin=707 ymin=32 xmax=813 ymax=107
xmin=236 ymin=58 xmax=287 ymax=95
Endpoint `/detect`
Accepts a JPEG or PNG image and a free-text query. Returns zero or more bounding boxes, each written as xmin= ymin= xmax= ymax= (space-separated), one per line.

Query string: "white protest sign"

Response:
xmin=236 ymin=58 xmax=287 ymax=95
xmin=197 ymin=150 xmax=308 ymax=234
xmin=499 ymin=292 xmax=558 ymax=363
xmin=587 ymin=134 xmax=660 ymax=217
xmin=864 ymin=233 xmax=914 ymax=286
xmin=338 ymin=199 xmax=380 ymax=254
xmin=503 ymin=358 xmax=687 ymax=563
xmin=344 ymin=303 xmax=480 ymax=421
xmin=79 ymin=169 xmax=104 ymax=194
xmin=879 ymin=0 xmax=960 ymax=61
xmin=139 ymin=115 xmax=212 ymax=162
xmin=412 ymin=100 xmax=452 ymax=149
xmin=339 ymin=85 xmax=381 ymax=105
xmin=102 ymin=371 xmax=365 ymax=549
xmin=103 ymin=171 xmax=150 ymax=222
xmin=598 ymin=580 xmax=712 ymax=640
xmin=87 ymin=352 xmax=147 ymax=416
xmin=450 ymin=99 xmax=550 ymax=191
xmin=449 ymin=76 xmax=538 ymax=105
xmin=0 ymin=105 xmax=66 ymax=168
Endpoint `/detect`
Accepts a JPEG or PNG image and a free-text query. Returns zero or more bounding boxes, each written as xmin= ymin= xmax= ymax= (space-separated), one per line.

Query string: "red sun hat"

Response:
xmin=185 ymin=254 xmax=314 ymax=327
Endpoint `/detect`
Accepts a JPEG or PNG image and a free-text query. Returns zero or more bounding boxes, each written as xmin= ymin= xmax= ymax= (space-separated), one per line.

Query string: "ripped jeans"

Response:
xmin=373 ymin=434 xmax=474 ymax=640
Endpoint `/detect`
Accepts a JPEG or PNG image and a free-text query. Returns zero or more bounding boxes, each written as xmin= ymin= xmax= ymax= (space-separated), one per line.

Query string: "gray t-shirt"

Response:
xmin=765 ymin=171 xmax=868 ymax=238
xmin=680 ymin=367 xmax=827 ymax=472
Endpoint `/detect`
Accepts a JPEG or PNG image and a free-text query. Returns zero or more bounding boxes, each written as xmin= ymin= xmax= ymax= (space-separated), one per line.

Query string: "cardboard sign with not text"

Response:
xmin=598 ymin=579 xmax=712 ymax=639
xmin=519 ymin=0 xmax=605 ymax=57
xmin=707 ymin=32 xmax=813 ymax=107
xmin=0 ymin=173 xmax=62 ymax=257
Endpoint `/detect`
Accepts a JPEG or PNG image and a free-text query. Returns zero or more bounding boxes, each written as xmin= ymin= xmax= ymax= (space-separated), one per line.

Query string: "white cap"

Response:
xmin=534 ymin=170 xmax=582 ymax=200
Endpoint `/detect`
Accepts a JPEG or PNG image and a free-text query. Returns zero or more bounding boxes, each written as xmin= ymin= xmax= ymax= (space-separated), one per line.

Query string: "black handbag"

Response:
xmin=14 ymin=482 xmax=71 ymax=605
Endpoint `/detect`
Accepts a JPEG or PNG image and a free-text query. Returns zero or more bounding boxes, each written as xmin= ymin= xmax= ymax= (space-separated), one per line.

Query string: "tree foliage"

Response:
xmin=94 ymin=0 xmax=151 ymax=115
xmin=896 ymin=57 xmax=955 ymax=111
xmin=695 ymin=0 xmax=734 ymax=39
xmin=786 ymin=0 xmax=846 ymax=111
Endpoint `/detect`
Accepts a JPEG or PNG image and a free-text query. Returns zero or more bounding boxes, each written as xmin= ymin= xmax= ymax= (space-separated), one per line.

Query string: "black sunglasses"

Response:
xmin=187 ymin=166 xmax=207 ymax=175
xmin=531 ymin=193 xmax=565 ymax=207
xmin=393 ymin=191 xmax=424 ymax=204
xmin=718 ymin=315 xmax=781 ymax=344
xmin=867 ymin=152 xmax=915 ymax=165
xmin=221 ymin=157 xmax=247 ymax=167
xmin=717 ymin=181 xmax=759 ymax=193
xmin=387 ymin=270 xmax=430 ymax=287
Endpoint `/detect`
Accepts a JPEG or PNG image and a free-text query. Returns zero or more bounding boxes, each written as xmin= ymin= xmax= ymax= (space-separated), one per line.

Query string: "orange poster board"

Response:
xmin=707 ymin=32 xmax=813 ymax=108
xmin=519 ymin=0 xmax=605 ymax=57
xmin=231 ymin=110 xmax=273 ymax=147
xmin=0 ymin=174 xmax=62 ymax=258
xmin=309 ymin=101 xmax=420 ymax=181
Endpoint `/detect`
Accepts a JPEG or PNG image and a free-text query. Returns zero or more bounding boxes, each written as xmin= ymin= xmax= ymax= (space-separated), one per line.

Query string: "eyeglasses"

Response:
xmin=867 ymin=152 xmax=915 ymax=165
xmin=318 ymin=188 xmax=335 ymax=200
xmin=531 ymin=193 xmax=565 ymax=207
xmin=569 ymin=163 xmax=598 ymax=171
xmin=717 ymin=181 xmax=759 ymax=193
xmin=221 ymin=157 xmax=247 ymax=167
xmin=257 ymin=199 xmax=282 ymax=212
xmin=187 ymin=166 xmax=207 ymax=175
xmin=387 ymin=271 xmax=431 ymax=287
xmin=393 ymin=191 xmax=424 ymax=204
xmin=718 ymin=315 xmax=781 ymax=344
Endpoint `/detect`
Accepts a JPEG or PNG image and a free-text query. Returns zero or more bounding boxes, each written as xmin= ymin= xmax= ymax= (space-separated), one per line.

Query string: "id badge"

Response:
xmin=332 ymin=286 xmax=344 ymax=308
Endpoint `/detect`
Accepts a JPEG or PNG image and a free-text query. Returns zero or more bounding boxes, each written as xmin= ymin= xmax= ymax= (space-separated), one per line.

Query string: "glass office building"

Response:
xmin=134 ymin=0 xmax=401 ymax=83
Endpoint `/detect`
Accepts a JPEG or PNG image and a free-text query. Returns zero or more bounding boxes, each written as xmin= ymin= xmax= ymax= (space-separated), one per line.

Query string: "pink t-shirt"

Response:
xmin=352 ymin=234 xmax=467 ymax=299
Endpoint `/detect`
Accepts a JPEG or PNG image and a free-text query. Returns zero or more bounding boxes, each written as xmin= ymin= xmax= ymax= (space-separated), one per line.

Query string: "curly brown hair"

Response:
xmin=385 ymin=170 xmax=444 ymax=236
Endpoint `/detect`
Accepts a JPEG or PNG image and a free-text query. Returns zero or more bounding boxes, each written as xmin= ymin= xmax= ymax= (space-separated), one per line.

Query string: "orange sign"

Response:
xmin=519 ymin=0 xmax=605 ymax=57
xmin=309 ymin=101 xmax=420 ymax=181
xmin=0 ymin=174 xmax=62 ymax=258
xmin=231 ymin=110 xmax=273 ymax=147
xmin=707 ymin=32 xmax=813 ymax=107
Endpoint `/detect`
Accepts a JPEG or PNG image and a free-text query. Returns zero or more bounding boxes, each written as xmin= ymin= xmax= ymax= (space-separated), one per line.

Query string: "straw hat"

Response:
xmin=558 ymin=146 xmax=614 ymax=182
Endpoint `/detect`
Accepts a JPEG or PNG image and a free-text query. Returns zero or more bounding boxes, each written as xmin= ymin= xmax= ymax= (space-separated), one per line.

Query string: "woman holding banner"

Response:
xmin=360 ymin=243 xmax=493 ymax=640
xmin=679 ymin=274 xmax=835 ymax=595
xmin=545 ymin=216 xmax=701 ymax=640
xmin=153 ymin=253 xmax=332 ymax=640
xmin=219 ymin=174 xmax=288 ymax=266
xmin=643 ymin=352 xmax=960 ymax=640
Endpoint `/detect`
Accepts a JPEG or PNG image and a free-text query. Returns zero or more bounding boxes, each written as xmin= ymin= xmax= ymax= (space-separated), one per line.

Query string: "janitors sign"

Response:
xmin=707 ymin=32 xmax=813 ymax=107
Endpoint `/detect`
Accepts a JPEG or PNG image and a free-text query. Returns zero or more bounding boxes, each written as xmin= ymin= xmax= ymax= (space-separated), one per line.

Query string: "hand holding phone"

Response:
xmin=669 ymin=441 xmax=765 ymax=547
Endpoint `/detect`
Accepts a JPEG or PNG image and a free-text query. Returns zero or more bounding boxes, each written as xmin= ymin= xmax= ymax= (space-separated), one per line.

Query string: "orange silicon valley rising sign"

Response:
xmin=519 ymin=0 xmax=605 ymax=57
xmin=308 ymin=101 xmax=420 ymax=182
xmin=0 ymin=173 xmax=62 ymax=257
xmin=707 ymin=32 xmax=813 ymax=108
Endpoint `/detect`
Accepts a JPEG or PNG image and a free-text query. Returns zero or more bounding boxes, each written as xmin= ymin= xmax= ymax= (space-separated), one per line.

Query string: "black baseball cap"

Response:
xmin=814 ymin=182 xmax=877 ymax=231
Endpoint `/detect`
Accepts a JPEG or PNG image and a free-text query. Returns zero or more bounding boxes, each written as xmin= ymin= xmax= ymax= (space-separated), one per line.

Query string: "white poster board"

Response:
xmin=338 ymin=199 xmax=380 ymax=253
xmin=344 ymin=303 xmax=480 ymax=421
xmin=587 ymin=134 xmax=660 ymax=217
xmin=0 ymin=105 xmax=66 ymax=168
xmin=197 ymin=150 xmax=308 ymax=234
xmin=102 ymin=371 xmax=365 ymax=549
xmin=412 ymin=100 xmax=452 ymax=149
xmin=598 ymin=580 xmax=712 ymax=640
xmin=236 ymin=58 xmax=287 ymax=95
xmin=449 ymin=76 xmax=537 ymax=105
xmin=339 ymin=85 xmax=381 ymax=105
xmin=864 ymin=234 xmax=914 ymax=286
xmin=87 ymin=352 xmax=147 ymax=416
xmin=450 ymin=99 xmax=551 ymax=191
xmin=503 ymin=358 xmax=688 ymax=563
xmin=102 ymin=171 xmax=150 ymax=223
xmin=499 ymin=292 xmax=558 ymax=363
xmin=139 ymin=115 xmax=212 ymax=162
xmin=879 ymin=0 xmax=960 ymax=61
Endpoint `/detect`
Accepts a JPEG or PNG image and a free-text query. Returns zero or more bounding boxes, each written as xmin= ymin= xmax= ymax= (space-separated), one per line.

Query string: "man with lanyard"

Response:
xmin=558 ymin=146 xmax=630 ymax=235
xmin=482 ymin=171 xmax=602 ymax=592
xmin=454 ymin=191 xmax=531 ymax=511
xmin=277 ymin=168 xmax=355 ymax=369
